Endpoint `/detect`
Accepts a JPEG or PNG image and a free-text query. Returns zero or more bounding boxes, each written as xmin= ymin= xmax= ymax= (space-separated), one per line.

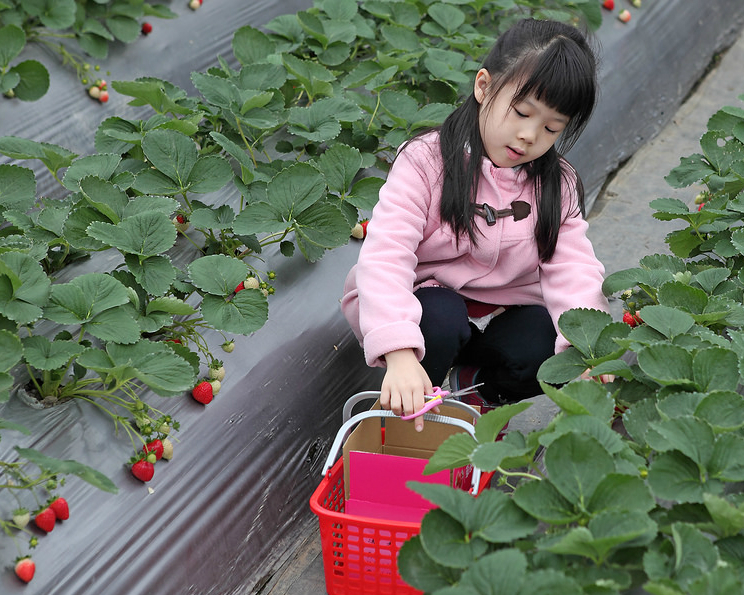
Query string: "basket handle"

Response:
xmin=322 ymin=408 xmax=484 ymax=495
xmin=342 ymin=390 xmax=482 ymax=424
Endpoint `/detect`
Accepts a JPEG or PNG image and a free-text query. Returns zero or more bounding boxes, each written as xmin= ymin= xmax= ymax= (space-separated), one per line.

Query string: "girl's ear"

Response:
xmin=474 ymin=68 xmax=491 ymax=104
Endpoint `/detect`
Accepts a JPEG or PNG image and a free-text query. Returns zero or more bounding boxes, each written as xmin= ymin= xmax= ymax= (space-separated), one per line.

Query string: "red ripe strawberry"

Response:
xmin=99 ymin=90 xmax=110 ymax=103
xmin=622 ymin=311 xmax=638 ymax=327
xmin=633 ymin=312 xmax=643 ymax=325
xmin=143 ymin=439 xmax=164 ymax=460
xmin=141 ymin=22 xmax=153 ymax=34
xmin=234 ymin=281 xmax=245 ymax=293
xmin=602 ymin=0 xmax=614 ymax=10
xmin=618 ymin=9 xmax=631 ymax=22
xmin=34 ymin=507 xmax=56 ymax=532
xmin=14 ymin=557 xmax=35 ymax=583
xmin=697 ymin=202 xmax=705 ymax=211
xmin=131 ymin=459 xmax=155 ymax=482
xmin=360 ymin=220 xmax=369 ymax=237
xmin=49 ymin=497 xmax=69 ymax=521
xmin=192 ymin=380 xmax=214 ymax=404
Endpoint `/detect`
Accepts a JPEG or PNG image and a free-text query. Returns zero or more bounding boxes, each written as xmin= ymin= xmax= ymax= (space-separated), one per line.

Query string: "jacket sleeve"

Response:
xmin=539 ymin=171 xmax=610 ymax=353
xmin=352 ymin=140 xmax=439 ymax=367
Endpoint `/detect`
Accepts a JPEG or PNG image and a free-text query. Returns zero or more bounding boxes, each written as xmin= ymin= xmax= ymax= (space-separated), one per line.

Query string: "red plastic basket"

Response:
xmin=309 ymin=456 xmax=424 ymax=595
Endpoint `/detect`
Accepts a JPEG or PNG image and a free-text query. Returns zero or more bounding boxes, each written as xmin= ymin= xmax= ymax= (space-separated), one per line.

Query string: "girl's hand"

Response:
xmin=581 ymin=368 xmax=615 ymax=384
xmin=381 ymin=349 xmax=433 ymax=432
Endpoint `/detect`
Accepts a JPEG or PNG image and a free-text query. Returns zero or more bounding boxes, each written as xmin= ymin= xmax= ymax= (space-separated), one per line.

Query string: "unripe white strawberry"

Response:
xmin=161 ymin=438 xmax=174 ymax=460
xmin=244 ymin=276 xmax=260 ymax=290
xmin=88 ymin=85 xmax=101 ymax=99
xmin=208 ymin=379 xmax=221 ymax=395
xmin=208 ymin=364 xmax=225 ymax=382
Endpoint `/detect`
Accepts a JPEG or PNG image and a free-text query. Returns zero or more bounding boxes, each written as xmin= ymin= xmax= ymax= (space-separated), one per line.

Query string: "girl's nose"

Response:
xmin=518 ymin=125 xmax=536 ymax=144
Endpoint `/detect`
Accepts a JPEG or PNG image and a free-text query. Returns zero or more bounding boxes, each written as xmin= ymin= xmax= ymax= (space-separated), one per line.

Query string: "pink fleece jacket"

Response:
xmin=340 ymin=132 xmax=609 ymax=368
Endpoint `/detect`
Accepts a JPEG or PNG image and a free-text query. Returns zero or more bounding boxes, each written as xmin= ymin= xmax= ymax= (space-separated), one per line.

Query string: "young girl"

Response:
xmin=341 ymin=18 xmax=610 ymax=431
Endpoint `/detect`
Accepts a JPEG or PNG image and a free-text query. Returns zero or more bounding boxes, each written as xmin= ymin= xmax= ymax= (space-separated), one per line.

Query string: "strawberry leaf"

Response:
xmin=232 ymin=25 xmax=276 ymax=66
xmin=62 ymin=154 xmax=122 ymax=191
xmin=0 ymin=252 xmax=50 ymax=324
xmin=0 ymin=136 xmax=77 ymax=175
xmin=87 ymin=211 xmax=177 ymax=257
xmin=124 ymin=254 xmax=176 ymax=297
xmin=0 ymin=164 xmax=36 ymax=211
xmin=21 ymin=335 xmax=84 ymax=371
xmin=189 ymin=205 xmax=236 ymax=230
xmin=79 ymin=175 xmax=129 ymax=224
xmin=188 ymin=254 xmax=248 ymax=295
xmin=199 ymin=290 xmax=268 ymax=335
xmin=185 ymin=155 xmax=233 ymax=194
xmin=141 ymin=129 xmax=197 ymax=187
xmin=9 ymin=59 xmax=49 ymax=102
xmin=0 ymin=25 xmax=25 ymax=68
xmin=0 ymin=329 xmax=23 ymax=371
xmin=315 ymin=143 xmax=362 ymax=195
xmin=15 ymin=447 xmax=118 ymax=494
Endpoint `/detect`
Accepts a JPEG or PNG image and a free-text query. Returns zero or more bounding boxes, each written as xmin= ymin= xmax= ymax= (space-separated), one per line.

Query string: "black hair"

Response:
xmin=438 ymin=18 xmax=598 ymax=261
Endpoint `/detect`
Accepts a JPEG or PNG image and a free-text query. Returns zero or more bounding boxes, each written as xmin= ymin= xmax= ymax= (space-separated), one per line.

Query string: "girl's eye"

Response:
xmin=546 ymin=127 xmax=558 ymax=134
xmin=514 ymin=109 xmax=527 ymax=118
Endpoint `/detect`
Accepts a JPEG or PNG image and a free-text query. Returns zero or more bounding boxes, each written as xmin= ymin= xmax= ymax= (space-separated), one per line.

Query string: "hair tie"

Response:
xmin=475 ymin=200 xmax=531 ymax=225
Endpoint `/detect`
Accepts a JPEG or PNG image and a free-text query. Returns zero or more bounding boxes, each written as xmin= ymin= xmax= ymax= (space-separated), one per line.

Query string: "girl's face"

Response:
xmin=474 ymin=69 xmax=569 ymax=168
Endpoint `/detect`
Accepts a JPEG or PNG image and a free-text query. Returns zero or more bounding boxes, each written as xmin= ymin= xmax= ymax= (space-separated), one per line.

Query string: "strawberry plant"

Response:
xmin=396 ymin=94 xmax=744 ymax=593
xmin=0 ymin=0 xmax=177 ymax=101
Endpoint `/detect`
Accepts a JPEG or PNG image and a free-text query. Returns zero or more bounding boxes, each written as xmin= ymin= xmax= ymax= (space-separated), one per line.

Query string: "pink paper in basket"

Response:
xmin=345 ymin=451 xmax=451 ymax=523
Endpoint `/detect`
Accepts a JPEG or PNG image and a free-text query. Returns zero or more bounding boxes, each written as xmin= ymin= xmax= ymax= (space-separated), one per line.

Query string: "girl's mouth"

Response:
xmin=506 ymin=146 xmax=524 ymax=160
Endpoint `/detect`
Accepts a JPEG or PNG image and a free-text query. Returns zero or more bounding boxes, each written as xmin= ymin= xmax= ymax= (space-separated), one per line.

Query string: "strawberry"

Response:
xmin=141 ymin=22 xmax=153 ymax=35
xmin=697 ymin=202 xmax=705 ymax=211
xmin=208 ymin=379 xmax=221 ymax=395
xmin=221 ymin=340 xmax=235 ymax=353
xmin=622 ymin=311 xmax=638 ymax=327
xmin=131 ymin=459 xmax=155 ymax=482
xmin=192 ymin=380 xmax=214 ymax=404
xmin=14 ymin=557 xmax=35 ymax=583
xmin=172 ymin=214 xmax=190 ymax=233
xmin=99 ymin=90 xmax=109 ymax=103
xmin=351 ymin=223 xmax=364 ymax=239
xmin=34 ymin=507 xmax=55 ymax=532
xmin=143 ymin=439 xmax=164 ymax=460
xmin=49 ymin=497 xmax=69 ymax=521
xmin=88 ymin=85 xmax=101 ymax=99
xmin=166 ymin=338 xmax=182 ymax=345
xmin=360 ymin=220 xmax=369 ymax=236
xmin=12 ymin=509 xmax=30 ymax=529
xmin=602 ymin=0 xmax=614 ymax=10
xmin=618 ymin=9 xmax=631 ymax=22
xmin=244 ymin=276 xmax=260 ymax=289
xmin=208 ymin=362 xmax=225 ymax=381
xmin=234 ymin=281 xmax=245 ymax=293
xmin=161 ymin=438 xmax=174 ymax=460
xmin=189 ymin=0 xmax=201 ymax=9
xmin=631 ymin=0 xmax=641 ymax=6
xmin=633 ymin=312 xmax=643 ymax=325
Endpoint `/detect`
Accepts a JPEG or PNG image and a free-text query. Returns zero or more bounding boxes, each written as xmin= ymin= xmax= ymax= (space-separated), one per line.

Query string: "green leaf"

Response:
xmin=62 ymin=154 xmax=122 ymax=191
xmin=639 ymin=304 xmax=696 ymax=338
xmin=146 ymin=296 xmax=196 ymax=316
xmin=189 ymin=205 xmax=236 ymax=230
xmin=316 ymin=143 xmax=362 ymax=195
xmin=186 ymin=155 xmax=233 ymax=194
xmin=457 ymin=548 xmax=527 ymax=594
xmin=637 ymin=343 xmax=695 ymax=388
xmin=708 ymin=433 xmax=744 ymax=482
xmin=15 ymin=447 xmax=117 ymax=494
xmin=647 ymin=416 xmax=715 ymax=466
xmin=398 ymin=537 xmax=459 ymax=594
xmin=587 ymin=473 xmax=656 ymax=514
xmin=0 ymin=136 xmax=77 ymax=174
xmin=9 ymin=60 xmax=50 ymax=102
xmin=267 ymin=162 xmax=326 ymax=218
xmin=86 ymin=211 xmax=177 ymax=257
xmin=427 ymin=3 xmax=466 ymax=34
xmin=112 ymin=78 xmax=192 ymax=116
xmin=419 ymin=508 xmax=489 ymax=569
xmin=293 ymin=201 xmax=351 ymax=261
xmin=199 ymin=289 xmax=268 ymax=335
xmin=664 ymin=153 xmax=715 ymax=188
xmin=22 ymin=335 xmax=84 ymax=371
xmin=0 ymin=329 xmax=23 ymax=371
xmin=141 ymin=129 xmax=197 ymax=188
xmin=557 ymin=308 xmax=613 ymax=356
xmin=347 ymin=176 xmax=383 ymax=210
xmin=536 ymin=347 xmax=588 ymax=384
xmin=188 ymin=254 xmax=248 ymax=295
xmin=44 ymin=273 xmax=129 ymax=325
xmin=232 ymin=202 xmax=287 ymax=235
xmin=513 ymin=475 xmax=580 ymax=524
xmin=670 ymin=522 xmax=720 ymax=575
xmin=648 ymin=451 xmax=709 ymax=504
xmin=541 ymin=380 xmax=614 ymax=420
xmin=696 ymin=391 xmax=744 ymax=431
xmin=124 ymin=254 xmax=176 ymax=297
xmin=79 ymin=175 xmax=129 ymax=224
xmin=63 ymin=207 xmax=110 ymax=251
xmin=0 ymin=251 xmax=51 ymax=324
xmin=693 ymin=347 xmax=740 ymax=392
xmin=0 ymin=164 xmax=36 ymax=211
xmin=0 ymin=25 xmax=25 ymax=67
xmin=703 ymin=493 xmax=744 ymax=537
xmin=543 ymin=511 xmax=656 ymax=563
xmin=26 ymin=0 xmax=76 ymax=29
xmin=544 ymin=433 xmax=615 ymax=506
xmin=282 ymin=53 xmax=335 ymax=99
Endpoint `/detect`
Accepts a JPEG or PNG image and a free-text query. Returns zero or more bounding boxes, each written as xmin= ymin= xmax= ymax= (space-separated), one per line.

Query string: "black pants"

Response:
xmin=416 ymin=286 xmax=556 ymax=403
